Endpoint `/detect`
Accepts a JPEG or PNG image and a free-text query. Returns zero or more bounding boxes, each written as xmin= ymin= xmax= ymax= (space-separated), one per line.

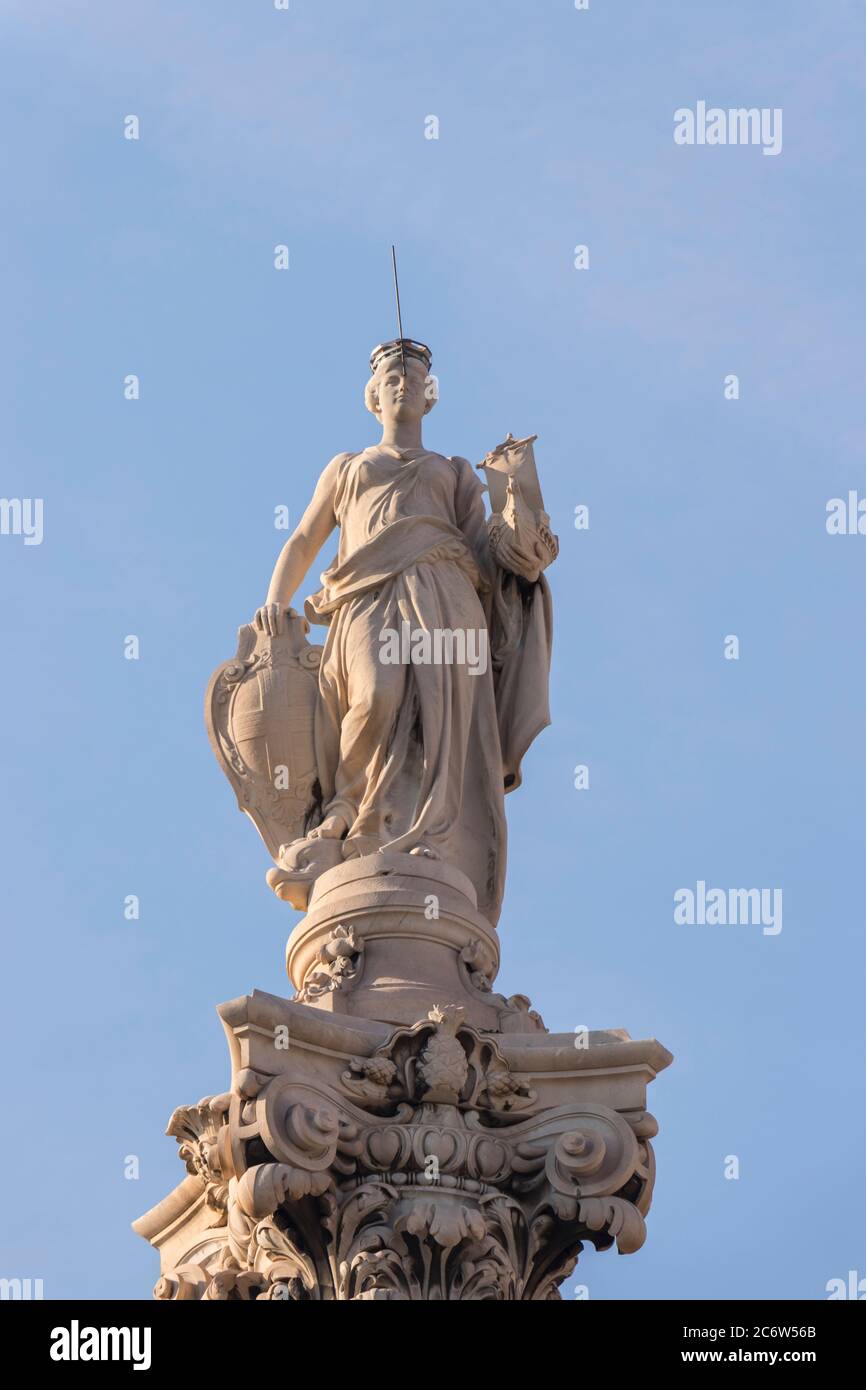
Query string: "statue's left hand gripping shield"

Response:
xmin=205 ymin=611 xmax=325 ymax=893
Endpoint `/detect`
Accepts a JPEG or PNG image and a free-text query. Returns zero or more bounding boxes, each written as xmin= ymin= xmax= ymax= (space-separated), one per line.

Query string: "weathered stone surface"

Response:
xmin=285 ymin=852 xmax=545 ymax=1032
xmin=134 ymin=334 xmax=672 ymax=1299
xmin=134 ymin=991 xmax=671 ymax=1300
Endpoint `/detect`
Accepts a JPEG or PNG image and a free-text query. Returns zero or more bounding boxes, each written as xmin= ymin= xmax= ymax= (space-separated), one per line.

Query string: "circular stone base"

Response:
xmin=285 ymin=851 xmax=503 ymax=1028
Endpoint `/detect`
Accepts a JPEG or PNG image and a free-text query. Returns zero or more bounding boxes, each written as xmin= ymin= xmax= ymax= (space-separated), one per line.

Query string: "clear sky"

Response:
xmin=2 ymin=0 xmax=864 ymax=1301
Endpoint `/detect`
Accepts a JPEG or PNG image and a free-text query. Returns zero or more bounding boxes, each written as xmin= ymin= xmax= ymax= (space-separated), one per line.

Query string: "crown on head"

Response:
xmin=369 ymin=338 xmax=432 ymax=374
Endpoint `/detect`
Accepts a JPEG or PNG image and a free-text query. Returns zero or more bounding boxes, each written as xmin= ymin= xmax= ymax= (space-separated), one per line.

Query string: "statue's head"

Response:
xmin=365 ymin=339 xmax=437 ymax=422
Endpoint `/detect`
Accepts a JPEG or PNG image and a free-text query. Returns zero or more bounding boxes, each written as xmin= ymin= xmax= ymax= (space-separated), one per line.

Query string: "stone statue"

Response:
xmin=208 ymin=338 xmax=558 ymax=923
xmin=138 ymin=332 xmax=672 ymax=1303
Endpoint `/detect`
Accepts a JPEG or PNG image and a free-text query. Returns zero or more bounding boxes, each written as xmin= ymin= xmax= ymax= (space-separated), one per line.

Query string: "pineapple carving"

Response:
xmin=416 ymin=1006 xmax=469 ymax=1103
xmin=341 ymin=1002 xmax=537 ymax=1114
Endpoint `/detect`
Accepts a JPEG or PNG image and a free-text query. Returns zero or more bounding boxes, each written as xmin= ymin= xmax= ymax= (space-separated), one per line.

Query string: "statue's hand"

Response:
xmin=253 ymin=602 xmax=286 ymax=636
xmin=488 ymin=513 xmax=557 ymax=583
xmin=493 ymin=530 xmax=542 ymax=583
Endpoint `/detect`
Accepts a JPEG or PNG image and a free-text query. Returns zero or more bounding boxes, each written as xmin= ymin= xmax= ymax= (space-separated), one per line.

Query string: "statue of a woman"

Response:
xmin=253 ymin=340 xmax=556 ymax=924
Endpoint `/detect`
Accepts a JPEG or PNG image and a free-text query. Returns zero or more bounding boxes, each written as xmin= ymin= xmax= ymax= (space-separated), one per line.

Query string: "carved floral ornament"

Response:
xmin=155 ymin=1008 xmax=658 ymax=1301
xmin=296 ymin=924 xmax=363 ymax=1002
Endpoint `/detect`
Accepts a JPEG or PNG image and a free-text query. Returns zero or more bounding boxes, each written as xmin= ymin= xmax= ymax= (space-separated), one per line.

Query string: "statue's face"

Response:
xmin=375 ymin=356 xmax=429 ymax=423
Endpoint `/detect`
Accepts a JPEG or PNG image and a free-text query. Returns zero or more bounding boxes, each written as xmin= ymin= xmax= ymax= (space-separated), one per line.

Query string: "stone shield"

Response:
xmin=205 ymin=613 xmax=323 ymax=861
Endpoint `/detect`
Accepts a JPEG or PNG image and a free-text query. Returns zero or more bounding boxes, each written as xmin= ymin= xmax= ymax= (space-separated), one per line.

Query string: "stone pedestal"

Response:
xmin=286 ymin=851 xmax=543 ymax=1032
xmin=134 ymin=854 xmax=672 ymax=1301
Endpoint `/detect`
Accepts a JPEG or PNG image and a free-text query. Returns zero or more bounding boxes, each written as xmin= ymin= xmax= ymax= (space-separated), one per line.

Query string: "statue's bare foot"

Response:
xmin=308 ymin=813 xmax=349 ymax=841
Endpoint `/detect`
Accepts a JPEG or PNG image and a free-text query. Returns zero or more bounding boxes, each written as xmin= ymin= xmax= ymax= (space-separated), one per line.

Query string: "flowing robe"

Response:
xmin=304 ymin=444 xmax=552 ymax=925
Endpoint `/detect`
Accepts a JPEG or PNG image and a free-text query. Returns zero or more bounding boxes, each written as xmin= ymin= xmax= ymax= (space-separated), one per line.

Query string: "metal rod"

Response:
xmin=390 ymin=244 xmax=407 ymax=377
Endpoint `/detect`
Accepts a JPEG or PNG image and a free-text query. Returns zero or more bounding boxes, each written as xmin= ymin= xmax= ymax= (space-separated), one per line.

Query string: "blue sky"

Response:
xmin=1 ymin=0 xmax=864 ymax=1300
